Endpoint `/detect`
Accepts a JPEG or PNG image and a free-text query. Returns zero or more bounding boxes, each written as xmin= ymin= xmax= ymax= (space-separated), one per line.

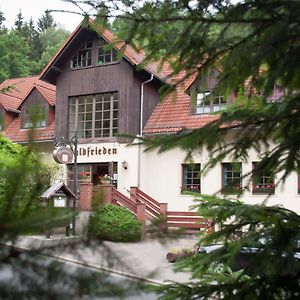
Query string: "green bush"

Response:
xmin=88 ymin=204 xmax=142 ymax=242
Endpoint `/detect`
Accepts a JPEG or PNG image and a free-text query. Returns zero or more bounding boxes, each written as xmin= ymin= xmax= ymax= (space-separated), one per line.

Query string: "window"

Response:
xmin=222 ymin=163 xmax=242 ymax=193
xmin=182 ymin=164 xmax=201 ymax=193
xmin=69 ymin=92 xmax=118 ymax=139
xmin=23 ymin=104 xmax=46 ymax=128
xmin=98 ymin=45 xmax=118 ymax=65
xmin=252 ymin=162 xmax=275 ymax=194
xmin=196 ymin=91 xmax=227 ymax=114
xmin=193 ymin=69 xmax=228 ymax=115
xmin=71 ymin=38 xmax=92 ymax=68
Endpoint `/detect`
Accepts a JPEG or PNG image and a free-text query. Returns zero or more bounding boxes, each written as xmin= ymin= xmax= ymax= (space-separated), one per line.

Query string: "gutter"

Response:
xmin=137 ymin=74 xmax=154 ymax=188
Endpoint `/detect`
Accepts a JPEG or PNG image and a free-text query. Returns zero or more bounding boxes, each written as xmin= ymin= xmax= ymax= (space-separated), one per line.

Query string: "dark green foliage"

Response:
xmin=0 ymin=135 xmax=70 ymax=239
xmin=37 ymin=10 xmax=56 ymax=33
xmin=0 ymin=137 xmax=146 ymax=299
xmin=0 ymin=9 xmax=68 ymax=81
xmin=156 ymin=195 xmax=300 ymax=300
xmin=89 ymin=204 xmax=142 ymax=242
xmin=0 ymin=31 xmax=31 ymax=82
xmin=69 ymin=0 xmax=300 ymax=298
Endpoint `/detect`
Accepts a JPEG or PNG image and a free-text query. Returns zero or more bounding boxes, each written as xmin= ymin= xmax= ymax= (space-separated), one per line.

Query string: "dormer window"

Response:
xmin=71 ymin=38 xmax=93 ymax=68
xmin=23 ymin=104 xmax=46 ymax=129
xmin=98 ymin=38 xmax=118 ymax=65
xmin=196 ymin=91 xmax=227 ymax=114
xmin=192 ymin=69 xmax=230 ymax=115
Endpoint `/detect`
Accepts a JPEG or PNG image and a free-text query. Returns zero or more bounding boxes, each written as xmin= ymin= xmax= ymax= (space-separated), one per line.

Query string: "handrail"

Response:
xmin=112 ymin=188 xmax=137 ymax=214
xmin=136 ymin=189 xmax=161 ymax=207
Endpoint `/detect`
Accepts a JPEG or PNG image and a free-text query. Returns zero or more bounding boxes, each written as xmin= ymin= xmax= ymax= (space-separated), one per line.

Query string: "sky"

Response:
xmin=0 ymin=0 xmax=87 ymax=32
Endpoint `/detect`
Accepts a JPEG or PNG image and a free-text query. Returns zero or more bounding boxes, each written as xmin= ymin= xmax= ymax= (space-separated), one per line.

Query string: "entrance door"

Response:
xmin=91 ymin=162 xmax=118 ymax=187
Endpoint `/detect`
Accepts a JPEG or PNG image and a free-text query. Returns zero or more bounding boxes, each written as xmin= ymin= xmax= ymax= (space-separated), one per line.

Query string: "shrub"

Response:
xmin=88 ymin=204 xmax=141 ymax=242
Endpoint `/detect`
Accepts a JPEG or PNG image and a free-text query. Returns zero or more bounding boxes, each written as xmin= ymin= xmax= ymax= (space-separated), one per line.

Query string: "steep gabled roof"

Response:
xmin=0 ymin=76 xmax=56 ymax=110
xmin=40 ymin=18 xmax=171 ymax=84
xmin=22 ymin=83 xmax=56 ymax=108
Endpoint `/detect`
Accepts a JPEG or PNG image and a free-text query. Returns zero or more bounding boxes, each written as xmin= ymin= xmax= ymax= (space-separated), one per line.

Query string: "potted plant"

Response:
xmin=100 ymin=174 xmax=112 ymax=185
xmin=79 ymin=171 xmax=91 ymax=182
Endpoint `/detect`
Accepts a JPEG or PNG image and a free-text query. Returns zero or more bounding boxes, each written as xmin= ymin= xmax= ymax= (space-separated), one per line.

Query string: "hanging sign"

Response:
xmin=53 ymin=146 xmax=74 ymax=164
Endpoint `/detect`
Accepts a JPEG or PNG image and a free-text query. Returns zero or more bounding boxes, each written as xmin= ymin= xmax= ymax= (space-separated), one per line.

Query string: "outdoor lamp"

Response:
xmin=122 ymin=160 xmax=128 ymax=169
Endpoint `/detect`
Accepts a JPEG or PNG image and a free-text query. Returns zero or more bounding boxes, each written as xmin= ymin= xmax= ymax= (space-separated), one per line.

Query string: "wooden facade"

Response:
xmin=42 ymin=28 xmax=162 ymax=143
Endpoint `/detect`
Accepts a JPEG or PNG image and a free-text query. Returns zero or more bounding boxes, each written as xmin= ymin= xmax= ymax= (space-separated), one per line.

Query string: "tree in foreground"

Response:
xmin=0 ymin=135 xmax=148 ymax=299
xmin=64 ymin=0 xmax=300 ymax=298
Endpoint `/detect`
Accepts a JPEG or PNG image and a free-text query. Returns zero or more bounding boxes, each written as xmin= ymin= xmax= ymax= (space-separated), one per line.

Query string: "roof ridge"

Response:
xmin=35 ymin=85 xmax=55 ymax=106
xmin=2 ymin=75 xmax=39 ymax=83
xmin=34 ymin=82 xmax=55 ymax=92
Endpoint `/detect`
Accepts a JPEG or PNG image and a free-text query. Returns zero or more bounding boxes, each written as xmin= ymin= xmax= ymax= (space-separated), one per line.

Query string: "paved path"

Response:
xmin=12 ymin=235 xmax=198 ymax=284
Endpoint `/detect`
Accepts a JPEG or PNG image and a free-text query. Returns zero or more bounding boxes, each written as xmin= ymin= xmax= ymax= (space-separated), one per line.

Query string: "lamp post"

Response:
xmin=70 ymin=132 xmax=78 ymax=236
xmin=53 ymin=131 xmax=78 ymax=236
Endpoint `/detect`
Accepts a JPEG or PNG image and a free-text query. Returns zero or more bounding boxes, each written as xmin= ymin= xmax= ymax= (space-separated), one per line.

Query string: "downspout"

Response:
xmin=137 ymin=74 xmax=154 ymax=188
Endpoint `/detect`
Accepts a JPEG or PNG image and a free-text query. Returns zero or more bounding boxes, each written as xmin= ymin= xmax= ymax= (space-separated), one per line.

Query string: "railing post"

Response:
xmin=159 ymin=203 xmax=168 ymax=232
xmin=130 ymin=186 xmax=138 ymax=202
xmin=136 ymin=202 xmax=146 ymax=239
xmin=79 ymin=182 xmax=93 ymax=211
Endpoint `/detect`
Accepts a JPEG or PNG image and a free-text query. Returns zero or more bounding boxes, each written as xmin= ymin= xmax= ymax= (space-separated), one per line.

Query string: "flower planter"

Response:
xmin=101 ymin=180 xmax=111 ymax=185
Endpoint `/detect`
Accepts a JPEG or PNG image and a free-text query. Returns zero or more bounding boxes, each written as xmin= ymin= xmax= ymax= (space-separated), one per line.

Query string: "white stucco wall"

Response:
xmin=66 ymin=140 xmax=300 ymax=214
xmin=139 ymin=144 xmax=300 ymax=214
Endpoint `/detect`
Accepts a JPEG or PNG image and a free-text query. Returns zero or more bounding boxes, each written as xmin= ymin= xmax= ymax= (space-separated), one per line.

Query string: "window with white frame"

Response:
xmin=193 ymin=69 xmax=228 ymax=115
xmin=69 ymin=92 xmax=118 ymax=140
xmin=97 ymin=38 xmax=118 ymax=65
xmin=71 ymin=38 xmax=93 ymax=68
xmin=23 ymin=103 xmax=46 ymax=129
xmin=182 ymin=163 xmax=201 ymax=193
xmin=196 ymin=90 xmax=227 ymax=114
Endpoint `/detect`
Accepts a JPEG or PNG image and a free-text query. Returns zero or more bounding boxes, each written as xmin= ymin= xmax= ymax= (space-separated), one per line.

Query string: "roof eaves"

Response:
xmin=40 ymin=20 xmax=86 ymax=81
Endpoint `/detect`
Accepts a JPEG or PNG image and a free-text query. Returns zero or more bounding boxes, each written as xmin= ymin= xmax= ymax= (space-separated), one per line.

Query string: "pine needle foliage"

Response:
xmin=66 ymin=0 xmax=300 ymax=298
xmin=156 ymin=195 xmax=300 ymax=300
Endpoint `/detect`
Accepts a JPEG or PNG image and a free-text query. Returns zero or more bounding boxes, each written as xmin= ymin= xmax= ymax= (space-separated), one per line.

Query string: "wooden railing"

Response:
xmin=112 ymin=188 xmax=137 ymax=215
xmin=87 ymin=184 xmax=213 ymax=234
xmin=130 ymin=187 xmax=165 ymax=220
xmin=166 ymin=211 xmax=212 ymax=232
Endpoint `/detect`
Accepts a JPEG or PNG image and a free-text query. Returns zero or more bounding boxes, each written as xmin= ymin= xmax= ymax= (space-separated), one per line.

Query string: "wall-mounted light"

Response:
xmin=122 ymin=160 xmax=128 ymax=170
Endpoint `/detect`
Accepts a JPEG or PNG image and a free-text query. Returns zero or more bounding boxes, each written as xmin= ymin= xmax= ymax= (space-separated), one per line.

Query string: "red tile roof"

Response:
xmin=144 ymin=76 xmax=219 ymax=134
xmin=3 ymin=117 xmax=55 ymax=143
xmin=0 ymin=76 xmax=56 ymax=143
xmin=0 ymin=76 xmax=55 ymax=110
